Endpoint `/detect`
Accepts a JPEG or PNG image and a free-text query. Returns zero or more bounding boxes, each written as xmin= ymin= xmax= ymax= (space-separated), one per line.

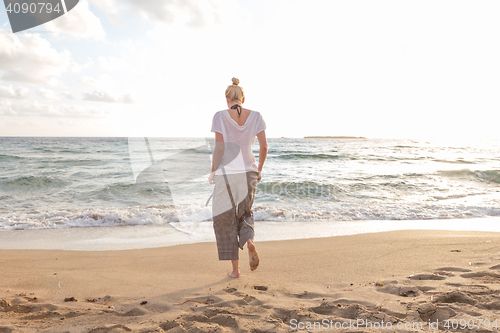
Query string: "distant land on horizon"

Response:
xmin=304 ymin=136 xmax=367 ymax=139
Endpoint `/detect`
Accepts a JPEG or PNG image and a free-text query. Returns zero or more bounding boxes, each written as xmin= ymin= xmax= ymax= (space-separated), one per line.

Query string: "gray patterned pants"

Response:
xmin=212 ymin=171 xmax=259 ymax=260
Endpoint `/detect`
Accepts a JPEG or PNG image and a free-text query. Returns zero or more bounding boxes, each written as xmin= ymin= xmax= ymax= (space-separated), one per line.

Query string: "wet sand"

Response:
xmin=2 ymin=229 xmax=500 ymax=332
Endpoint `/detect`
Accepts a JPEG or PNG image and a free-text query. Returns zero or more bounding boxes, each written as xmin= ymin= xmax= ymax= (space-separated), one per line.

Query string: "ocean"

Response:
xmin=1 ymin=136 xmax=500 ymax=242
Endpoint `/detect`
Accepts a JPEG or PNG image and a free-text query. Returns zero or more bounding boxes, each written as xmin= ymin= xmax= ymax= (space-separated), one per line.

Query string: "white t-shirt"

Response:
xmin=211 ymin=109 xmax=266 ymax=174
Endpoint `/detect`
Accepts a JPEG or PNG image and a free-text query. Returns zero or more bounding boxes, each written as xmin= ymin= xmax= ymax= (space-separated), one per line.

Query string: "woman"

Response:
xmin=209 ymin=77 xmax=268 ymax=278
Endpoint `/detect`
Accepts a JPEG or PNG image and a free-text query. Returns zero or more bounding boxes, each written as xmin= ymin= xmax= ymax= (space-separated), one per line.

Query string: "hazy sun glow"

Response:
xmin=1 ymin=0 xmax=499 ymax=140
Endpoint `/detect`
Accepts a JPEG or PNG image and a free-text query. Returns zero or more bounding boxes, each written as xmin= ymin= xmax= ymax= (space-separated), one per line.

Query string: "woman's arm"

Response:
xmin=212 ymin=132 xmax=224 ymax=172
xmin=256 ymin=130 xmax=268 ymax=182
xmin=209 ymin=132 xmax=224 ymax=184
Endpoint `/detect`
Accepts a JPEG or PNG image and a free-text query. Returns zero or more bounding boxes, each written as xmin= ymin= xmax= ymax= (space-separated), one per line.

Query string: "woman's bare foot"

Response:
xmin=228 ymin=260 xmax=240 ymax=278
xmin=247 ymin=239 xmax=259 ymax=271
xmin=228 ymin=271 xmax=240 ymax=278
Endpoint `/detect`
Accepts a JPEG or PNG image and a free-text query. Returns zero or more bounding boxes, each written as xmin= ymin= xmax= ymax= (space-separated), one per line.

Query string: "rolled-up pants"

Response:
xmin=212 ymin=171 xmax=259 ymax=260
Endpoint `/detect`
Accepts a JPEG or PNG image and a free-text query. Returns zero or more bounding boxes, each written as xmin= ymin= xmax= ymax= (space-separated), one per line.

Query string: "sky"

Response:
xmin=0 ymin=0 xmax=499 ymax=140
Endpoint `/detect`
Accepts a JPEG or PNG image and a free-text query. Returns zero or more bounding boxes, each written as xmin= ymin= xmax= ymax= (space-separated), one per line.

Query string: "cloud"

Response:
xmin=98 ymin=56 xmax=129 ymax=72
xmin=37 ymin=87 xmax=60 ymax=100
xmin=87 ymin=0 xmax=123 ymax=25
xmin=43 ymin=0 xmax=106 ymax=41
xmin=62 ymin=91 xmax=75 ymax=99
xmin=121 ymin=93 xmax=134 ymax=104
xmin=0 ymin=27 xmax=73 ymax=85
xmin=82 ymin=90 xmax=116 ymax=103
xmin=88 ymin=0 xmax=223 ymax=28
xmin=78 ymin=74 xmax=117 ymax=89
xmin=79 ymin=75 xmax=98 ymax=86
xmin=79 ymin=73 xmax=135 ymax=103
xmin=71 ymin=58 xmax=95 ymax=73
xmin=82 ymin=90 xmax=135 ymax=103
xmin=0 ymin=101 xmax=104 ymax=118
xmin=0 ymin=84 xmax=29 ymax=99
xmin=0 ymin=99 xmax=12 ymax=106
xmin=130 ymin=0 xmax=208 ymax=27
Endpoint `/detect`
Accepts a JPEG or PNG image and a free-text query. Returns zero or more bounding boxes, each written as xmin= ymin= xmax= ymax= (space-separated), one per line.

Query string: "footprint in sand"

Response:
xmin=436 ymin=266 xmax=471 ymax=272
xmin=417 ymin=303 xmax=456 ymax=322
xmin=461 ymin=271 xmax=500 ymax=283
xmin=408 ymin=273 xmax=446 ymax=281
xmin=432 ymin=290 xmax=477 ymax=306
xmin=87 ymin=324 xmax=133 ymax=332
xmin=375 ymin=280 xmax=435 ymax=298
xmin=177 ymin=314 xmax=239 ymax=330
xmin=0 ymin=327 xmax=14 ymax=333
xmin=253 ymin=285 xmax=268 ymax=291
xmin=119 ymin=307 xmax=149 ymax=317
xmin=406 ymin=267 xmax=471 ymax=280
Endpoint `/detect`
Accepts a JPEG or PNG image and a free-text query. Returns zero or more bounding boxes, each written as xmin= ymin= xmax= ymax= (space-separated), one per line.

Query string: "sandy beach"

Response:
xmin=2 ymin=229 xmax=500 ymax=332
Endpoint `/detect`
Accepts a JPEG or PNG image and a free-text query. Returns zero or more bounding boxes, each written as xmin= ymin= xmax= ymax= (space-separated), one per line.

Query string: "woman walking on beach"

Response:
xmin=209 ymin=77 xmax=268 ymax=278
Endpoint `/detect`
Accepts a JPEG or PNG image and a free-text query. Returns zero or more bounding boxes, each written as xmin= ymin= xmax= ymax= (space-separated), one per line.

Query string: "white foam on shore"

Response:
xmin=1 ymin=217 xmax=500 ymax=251
xmin=3 ymin=202 xmax=500 ymax=231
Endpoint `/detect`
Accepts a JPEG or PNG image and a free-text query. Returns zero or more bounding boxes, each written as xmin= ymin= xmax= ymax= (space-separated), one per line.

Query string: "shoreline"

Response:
xmin=1 ymin=216 xmax=500 ymax=251
xmin=303 ymin=136 xmax=367 ymax=139
xmin=2 ymin=230 xmax=500 ymax=332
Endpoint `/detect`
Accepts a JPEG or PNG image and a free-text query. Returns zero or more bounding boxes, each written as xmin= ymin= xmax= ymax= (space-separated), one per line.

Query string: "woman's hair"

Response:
xmin=225 ymin=77 xmax=245 ymax=103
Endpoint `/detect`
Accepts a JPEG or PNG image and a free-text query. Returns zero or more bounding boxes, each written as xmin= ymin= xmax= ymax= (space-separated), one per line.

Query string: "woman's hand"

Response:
xmin=208 ymin=171 xmax=215 ymax=184
xmin=257 ymin=170 xmax=262 ymax=183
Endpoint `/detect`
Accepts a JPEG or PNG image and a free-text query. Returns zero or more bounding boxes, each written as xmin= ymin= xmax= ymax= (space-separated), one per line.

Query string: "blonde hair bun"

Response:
xmin=225 ymin=77 xmax=245 ymax=102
